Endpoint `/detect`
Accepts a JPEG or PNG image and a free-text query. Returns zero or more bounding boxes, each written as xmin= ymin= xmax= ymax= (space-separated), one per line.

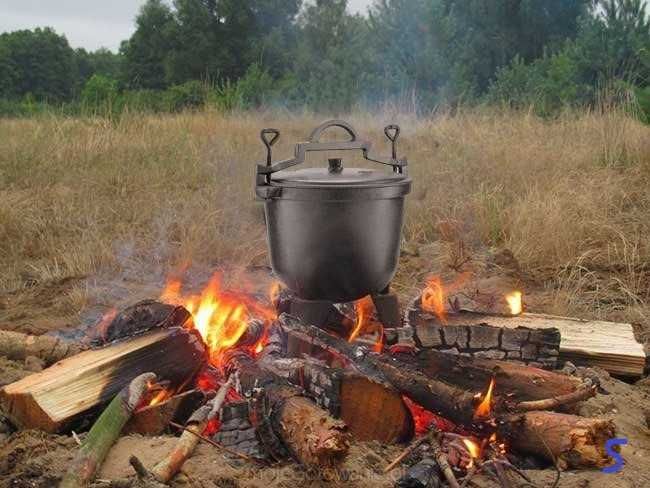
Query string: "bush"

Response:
xmin=81 ymin=74 xmax=118 ymax=115
xmin=164 ymin=81 xmax=207 ymax=112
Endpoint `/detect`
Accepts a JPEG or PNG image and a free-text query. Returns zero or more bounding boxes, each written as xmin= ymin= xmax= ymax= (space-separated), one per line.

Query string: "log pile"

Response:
xmin=276 ymin=313 xmax=615 ymax=469
xmin=403 ymin=293 xmax=646 ymax=377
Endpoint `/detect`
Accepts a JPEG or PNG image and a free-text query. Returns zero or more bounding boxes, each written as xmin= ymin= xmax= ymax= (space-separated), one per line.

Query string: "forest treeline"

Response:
xmin=0 ymin=0 xmax=649 ymax=118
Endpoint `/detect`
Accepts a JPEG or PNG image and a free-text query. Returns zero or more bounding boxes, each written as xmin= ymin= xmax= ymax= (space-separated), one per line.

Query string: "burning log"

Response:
xmin=225 ymin=350 xmax=350 ymax=468
xmin=278 ymin=315 xmax=614 ymax=469
xmin=0 ymin=330 xmax=84 ymax=366
xmin=60 ymin=372 xmax=156 ymax=488
xmin=498 ymin=411 xmax=616 ymax=469
xmin=264 ymin=356 xmax=413 ymax=443
xmin=404 ymin=349 xmax=586 ymax=408
xmin=0 ymin=327 xmax=206 ymax=432
xmin=150 ymin=377 xmax=233 ymax=483
xmin=407 ymin=294 xmax=645 ymax=376
xmin=87 ymin=300 xmax=192 ymax=346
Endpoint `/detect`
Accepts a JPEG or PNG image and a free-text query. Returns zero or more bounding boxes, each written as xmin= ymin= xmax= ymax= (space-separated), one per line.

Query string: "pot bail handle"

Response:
xmin=308 ymin=120 xmax=359 ymax=144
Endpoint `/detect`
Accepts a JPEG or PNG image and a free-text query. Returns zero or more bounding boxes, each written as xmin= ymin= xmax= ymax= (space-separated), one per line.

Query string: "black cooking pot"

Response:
xmin=255 ymin=120 xmax=411 ymax=303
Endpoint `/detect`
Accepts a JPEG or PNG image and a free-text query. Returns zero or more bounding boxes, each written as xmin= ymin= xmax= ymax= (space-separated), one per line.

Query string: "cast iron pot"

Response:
xmin=255 ymin=120 xmax=411 ymax=303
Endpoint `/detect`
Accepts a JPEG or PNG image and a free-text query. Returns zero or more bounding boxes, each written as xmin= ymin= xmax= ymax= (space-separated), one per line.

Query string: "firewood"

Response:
xmin=498 ymin=411 xmax=616 ymax=469
xmin=60 ymin=372 xmax=156 ymax=488
xmin=263 ymin=356 xmax=413 ymax=443
xmin=0 ymin=330 xmax=84 ymax=365
xmin=150 ymin=376 xmax=233 ymax=483
xmin=87 ymin=300 xmax=192 ymax=346
xmin=278 ymin=315 xmax=616 ymax=469
xmin=0 ymin=327 xmax=206 ymax=432
xmin=124 ymin=389 xmax=207 ymax=435
xmin=408 ymin=305 xmax=645 ymax=377
xmin=225 ymin=350 xmax=350 ymax=468
xmin=406 ymin=349 xmax=584 ymax=406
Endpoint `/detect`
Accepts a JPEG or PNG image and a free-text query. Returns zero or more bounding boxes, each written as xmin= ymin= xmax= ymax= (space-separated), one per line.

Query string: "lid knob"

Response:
xmin=328 ymin=158 xmax=343 ymax=174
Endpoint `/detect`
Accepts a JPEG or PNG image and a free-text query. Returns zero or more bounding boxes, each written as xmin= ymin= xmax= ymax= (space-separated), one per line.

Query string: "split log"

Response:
xmin=263 ymin=356 xmax=413 ymax=443
xmin=498 ymin=411 xmax=616 ymax=469
xmin=124 ymin=389 xmax=207 ymax=435
xmin=225 ymin=350 xmax=350 ymax=467
xmin=60 ymin=372 xmax=156 ymax=488
xmin=407 ymin=305 xmax=645 ymax=377
xmin=150 ymin=377 xmax=233 ymax=483
xmin=0 ymin=330 xmax=84 ymax=366
xmin=0 ymin=327 xmax=206 ymax=432
xmin=278 ymin=315 xmax=615 ymax=468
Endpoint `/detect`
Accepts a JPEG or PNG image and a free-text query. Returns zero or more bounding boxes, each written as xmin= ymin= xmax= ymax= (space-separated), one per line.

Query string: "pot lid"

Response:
xmin=271 ymin=161 xmax=409 ymax=189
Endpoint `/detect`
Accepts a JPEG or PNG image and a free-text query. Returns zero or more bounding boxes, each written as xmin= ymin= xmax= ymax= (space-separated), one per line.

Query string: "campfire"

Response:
xmin=0 ymin=272 xmax=623 ymax=487
xmin=0 ymin=120 xmax=643 ymax=487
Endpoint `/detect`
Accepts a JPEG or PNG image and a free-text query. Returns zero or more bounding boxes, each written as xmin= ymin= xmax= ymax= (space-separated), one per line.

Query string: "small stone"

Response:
xmin=441 ymin=326 xmax=468 ymax=348
xmin=24 ymin=355 xmax=45 ymax=372
xmin=506 ymin=351 xmax=522 ymax=359
xmin=521 ymin=344 xmax=538 ymax=360
xmin=474 ymin=350 xmax=506 ymax=359
xmin=469 ymin=325 xmax=500 ymax=349
xmin=501 ymin=328 xmax=530 ymax=351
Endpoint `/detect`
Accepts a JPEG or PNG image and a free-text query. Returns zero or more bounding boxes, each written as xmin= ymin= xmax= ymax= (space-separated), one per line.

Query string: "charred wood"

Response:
xmin=224 ymin=350 xmax=350 ymax=468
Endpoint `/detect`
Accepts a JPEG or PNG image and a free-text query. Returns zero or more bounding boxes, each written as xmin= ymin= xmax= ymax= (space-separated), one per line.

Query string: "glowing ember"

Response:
xmin=474 ymin=377 xmax=496 ymax=419
xmin=506 ymin=291 xmax=523 ymax=315
xmin=161 ymin=273 xmax=274 ymax=365
xmin=422 ymin=276 xmax=447 ymax=324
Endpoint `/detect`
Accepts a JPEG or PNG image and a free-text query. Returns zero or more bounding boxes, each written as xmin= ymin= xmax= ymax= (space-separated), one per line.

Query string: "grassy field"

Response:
xmin=0 ymin=108 xmax=649 ymax=334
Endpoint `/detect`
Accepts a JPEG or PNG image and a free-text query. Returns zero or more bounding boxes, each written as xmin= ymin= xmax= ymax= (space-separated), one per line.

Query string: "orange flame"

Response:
xmin=348 ymin=296 xmax=374 ymax=343
xmin=161 ymin=273 xmax=273 ymax=366
xmin=474 ymin=377 xmax=496 ymax=419
xmin=463 ymin=438 xmax=481 ymax=468
xmin=505 ymin=291 xmax=523 ymax=315
xmin=422 ymin=276 xmax=447 ymax=324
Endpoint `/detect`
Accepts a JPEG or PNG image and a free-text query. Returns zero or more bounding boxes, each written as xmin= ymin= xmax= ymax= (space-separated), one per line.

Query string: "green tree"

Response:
xmin=120 ymin=0 xmax=176 ymax=89
xmin=0 ymin=27 xmax=77 ymax=101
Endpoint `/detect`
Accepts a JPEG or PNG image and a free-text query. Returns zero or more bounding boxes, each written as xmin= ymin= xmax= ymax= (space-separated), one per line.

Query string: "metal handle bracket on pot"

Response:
xmin=256 ymin=119 xmax=408 ymax=192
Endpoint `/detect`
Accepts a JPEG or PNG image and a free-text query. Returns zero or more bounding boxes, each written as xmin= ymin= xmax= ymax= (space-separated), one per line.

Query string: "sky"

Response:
xmin=0 ymin=0 xmax=374 ymax=52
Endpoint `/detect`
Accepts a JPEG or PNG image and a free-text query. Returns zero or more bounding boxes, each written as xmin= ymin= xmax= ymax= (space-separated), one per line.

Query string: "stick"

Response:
xmin=384 ymin=435 xmax=428 ymax=473
xmin=60 ymin=372 xmax=156 ymax=488
xmin=168 ymin=421 xmax=261 ymax=463
xmin=513 ymin=384 xmax=596 ymax=412
xmin=150 ymin=376 xmax=233 ymax=483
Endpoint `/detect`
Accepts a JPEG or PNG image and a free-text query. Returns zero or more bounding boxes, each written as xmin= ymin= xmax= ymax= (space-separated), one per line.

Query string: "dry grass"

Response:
xmin=0 ymin=108 xmax=649 ymax=330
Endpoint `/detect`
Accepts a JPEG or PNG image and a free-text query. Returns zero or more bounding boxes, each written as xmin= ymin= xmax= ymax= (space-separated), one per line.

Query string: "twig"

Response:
xmin=383 ymin=434 xmax=429 ymax=473
xmin=514 ymin=384 xmax=596 ymax=412
xmin=150 ymin=376 xmax=234 ymax=482
xmin=168 ymin=421 xmax=262 ymax=464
